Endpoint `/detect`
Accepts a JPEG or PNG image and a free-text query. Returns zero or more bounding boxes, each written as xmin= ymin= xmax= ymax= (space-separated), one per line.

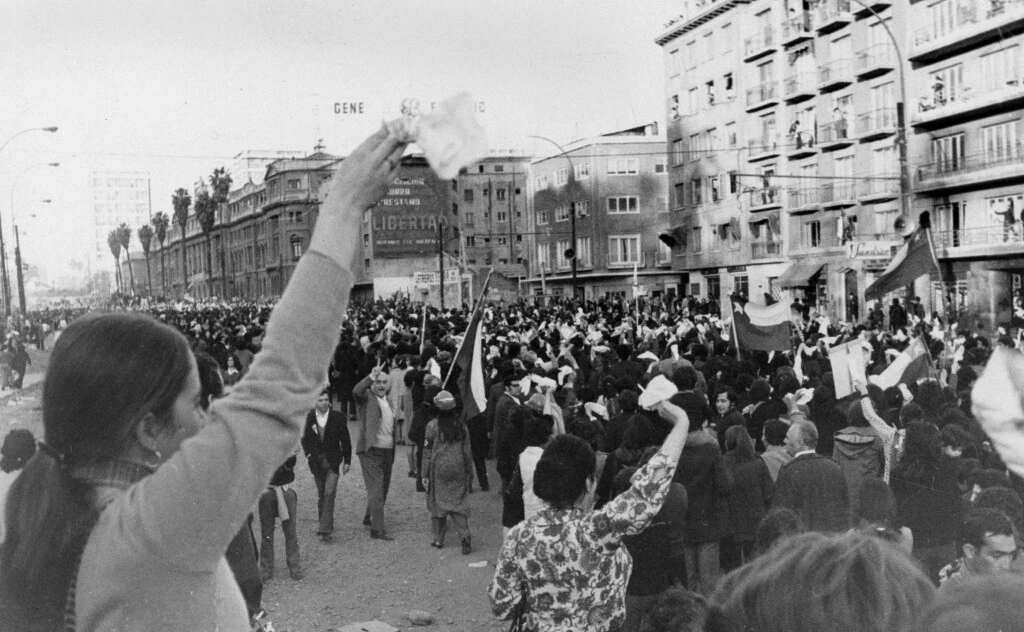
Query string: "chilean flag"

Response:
xmin=730 ymin=294 xmax=793 ymax=351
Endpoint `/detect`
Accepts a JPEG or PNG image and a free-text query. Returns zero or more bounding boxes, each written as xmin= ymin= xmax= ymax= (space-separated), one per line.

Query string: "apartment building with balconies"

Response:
xmin=660 ymin=0 xmax=908 ymax=319
xmin=523 ymin=124 xmax=674 ymax=300
xmin=455 ymin=153 xmax=532 ymax=296
xmin=907 ymin=0 xmax=1024 ymax=329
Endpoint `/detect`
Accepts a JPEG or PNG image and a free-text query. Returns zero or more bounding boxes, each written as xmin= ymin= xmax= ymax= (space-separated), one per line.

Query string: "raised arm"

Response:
xmin=587 ymin=399 xmax=690 ymax=547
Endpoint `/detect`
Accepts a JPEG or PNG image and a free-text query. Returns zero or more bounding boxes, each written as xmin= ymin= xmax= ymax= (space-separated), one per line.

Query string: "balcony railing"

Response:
xmin=751 ymin=241 xmax=783 ymax=259
xmin=745 ymin=82 xmax=779 ymax=109
xmin=789 ymin=186 xmax=822 ymax=209
xmin=934 ymin=224 xmax=1024 ymax=249
xmin=854 ymin=44 xmax=896 ymax=78
xmin=782 ymin=13 xmax=814 ymax=44
xmin=784 ymin=73 xmax=817 ymax=101
xmin=819 ymin=118 xmax=855 ymax=147
xmin=856 ymin=108 xmax=897 ymax=139
xmin=913 ymin=80 xmax=1024 ymax=128
xmin=858 ymin=174 xmax=901 ymax=200
xmin=818 ymin=58 xmax=853 ymax=91
xmin=787 ymin=131 xmax=818 ymax=158
xmin=820 ymin=182 xmax=857 ymax=205
xmin=748 ymin=186 xmax=784 ymax=209
xmin=748 ymin=135 xmax=782 ymax=160
xmin=917 ymin=144 xmax=1023 ymax=185
xmin=911 ymin=0 xmax=1024 ymax=60
xmin=816 ymin=0 xmax=852 ymax=32
xmin=743 ymin=28 xmax=777 ymax=60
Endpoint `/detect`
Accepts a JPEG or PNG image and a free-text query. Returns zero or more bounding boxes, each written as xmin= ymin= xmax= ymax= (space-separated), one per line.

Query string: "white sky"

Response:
xmin=0 ymin=0 xmax=673 ymax=278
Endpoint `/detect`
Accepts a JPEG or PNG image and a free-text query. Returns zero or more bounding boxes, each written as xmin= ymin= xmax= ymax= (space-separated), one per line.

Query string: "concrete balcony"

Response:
xmin=912 ymin=81 xmax=1024 ymax=130
xmin=789 ymin=186 xmax=823 ymax=212
xmin=916 ymin=144 xmax=1024 ymax=193
xmin=818 ymin=119 xmax=856 ymax=150
xmin=747 ymin=187 xmax=784 ymax=211
xmin=748 ymin=136 xmax=783 ymax=161
xmin=856 ymin=108 xmax=897 ymax=141
xmin=751 ymin=240 xmax=783 ymax=260
xmin=786 ymin=132 xmax=819 ymax=159
xmin=744 ymin=28 xmax=778 ymax=62
xmin=745 ymin=82 xmax=780 ymax=112
xmin=782 ymin=13 xmax=814 ymax=45
xmin=818 ymin=58 xmax=853 ymax=92
xmin=816 ymin=0 xmax=853 ymax=34
xmin=858 ymin=174 xmax=901 ymax=202
xmin=783 ymin=73 xmax=817 ymax=103
xmin=854 ymin=44 xmax=896 ymax=80
xmin=852 ymin=0 xmax=892 ymax=17
xmin=934 ymin=225 xmax=1024 ymax=257
xmin=820 ymin=182 xmax=857 ymax=208
xmin=791 ymin=230 xmax=843 ymax=254
xmin=910 ymin=0 xmax=1024 ymax=63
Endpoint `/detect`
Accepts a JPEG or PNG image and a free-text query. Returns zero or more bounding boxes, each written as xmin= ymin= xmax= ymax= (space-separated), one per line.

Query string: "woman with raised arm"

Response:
xmin=489 ymin=398 xmax=690 ymax=631
xmin=0 ymin=128 xmax=407 ymax=631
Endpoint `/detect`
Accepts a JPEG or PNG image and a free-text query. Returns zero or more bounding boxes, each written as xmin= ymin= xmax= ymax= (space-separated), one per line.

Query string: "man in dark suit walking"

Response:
xmin=301 ymin=389 xmax=352 ymax=543
xmin=773 ymin=421 xmax=850 ymax=533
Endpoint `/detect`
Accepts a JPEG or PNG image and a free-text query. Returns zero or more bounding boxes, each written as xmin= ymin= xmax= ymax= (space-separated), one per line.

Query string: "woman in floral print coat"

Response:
xmin=489 ymin=397 xmax=691 ymax=631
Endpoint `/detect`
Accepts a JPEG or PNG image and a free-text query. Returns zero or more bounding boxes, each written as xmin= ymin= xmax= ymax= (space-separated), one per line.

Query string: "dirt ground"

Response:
xmin=3 ymin=348 xmax=509 ymax=632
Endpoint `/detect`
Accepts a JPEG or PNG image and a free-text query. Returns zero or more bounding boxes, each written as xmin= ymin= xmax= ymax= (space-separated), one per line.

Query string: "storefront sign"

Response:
xmin=726 ymin=265 xmax=747 ymax=273
xmin=413 ymin=269 xmax=460 ymax=287
xmin=846 ymin=240 xmax=899 ymax=260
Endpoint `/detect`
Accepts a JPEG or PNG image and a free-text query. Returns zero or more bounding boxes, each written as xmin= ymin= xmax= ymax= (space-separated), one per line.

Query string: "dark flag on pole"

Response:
xmin=730 ymin=294 xmax=793 ymax=352
xmin=447 ymin=271 xmax=492 ymax=422
xmin=865 ymin=227 xmax=940 ymax=301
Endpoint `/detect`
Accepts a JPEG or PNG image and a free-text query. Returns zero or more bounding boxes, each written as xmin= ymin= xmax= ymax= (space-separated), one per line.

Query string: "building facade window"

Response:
xmin=290 ymin=235 xmax=303 ymax=260
xmin=607 ymin=196 xmax=639 ymax=213
xmin=496 ymin=188 xmax=507 ymax=200
xmin=608 ymin=235 xmax=641 ymax=265
xmin=555 ymin=205 xmax=571 ymax=222
xmin=690 ymin=178 xmax=703 ymax=205
xmin=497 ymin=210 xmax=508 ymax=222
xmin=576 ymin=237 xmax=592 ymax=266
xmin=555 ymin=168 xmax=569 ymax=185
xmin=556 ymin=239 xmax=571 ymax=268
xmin=931 ymin=133 xmax=965 ymax=172
xmin=607 ymin=158 xmax=639 ymax=175
xmin=537 ymin=243 xmax=550 ymax=269
xmin=537 ymin=208 xmax=550 ymax=225
xmin=980 ymin=46 xmax=1021 ymax=93
xmin=464 ymin=189 xmax=474 ymax=202
xmin=574 ymin=162 xmax=590 ymax=179
xmin=576 ymin=200 xmax=590 ymax=217
xmin=983 ymin=122 xmax=1018 ymax=163
xmin=691 ymin=226 xmax=703 ymax=253
xmin=672 ymin=139 xmax=685 ymax=165
xmin=801 ymin=220 xmax=822 ymax=249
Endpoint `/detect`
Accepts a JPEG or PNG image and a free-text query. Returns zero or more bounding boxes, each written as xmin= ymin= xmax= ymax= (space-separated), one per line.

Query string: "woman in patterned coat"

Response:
xmin=489 ymin=397 xmax=691 ymax=632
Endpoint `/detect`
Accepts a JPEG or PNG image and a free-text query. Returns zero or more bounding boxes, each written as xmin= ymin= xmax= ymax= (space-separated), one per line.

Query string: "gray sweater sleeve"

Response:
xmin=116 ymin=253 xmax=352 ymax=572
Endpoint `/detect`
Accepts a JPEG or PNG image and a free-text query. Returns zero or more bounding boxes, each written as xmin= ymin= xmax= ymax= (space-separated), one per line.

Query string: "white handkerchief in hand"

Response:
xmin=638 ymin=375 xmax=678 ymax=410
xmin=972 ymin=347 xmax=1024 ymax=479
xmin=413 ymin=93 xmax=488 ymax=179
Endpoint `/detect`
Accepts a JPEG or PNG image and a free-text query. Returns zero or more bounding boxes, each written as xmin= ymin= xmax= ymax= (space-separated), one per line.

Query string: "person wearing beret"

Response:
xmin=422 ymin=390 xmax=475 ymax=554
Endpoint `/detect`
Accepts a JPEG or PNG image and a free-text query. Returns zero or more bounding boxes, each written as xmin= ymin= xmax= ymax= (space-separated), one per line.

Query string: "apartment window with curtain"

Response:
xmin=576 ymin=237 xmax=592 ymax=266
xmin=672 ymin=139 xmax=685 ymax=165
xmin=983 ymin=122 xmax=1018 ymax=163
xmin=608 ymin=235 xmax=641 ymax=265
xmin=801 ymin=220 xmax=822 ymax=248
xmin=931 ymin=133 xmax=965 ymax=173
xmin=979 ymin=46 xmax=1021 ymax=93
xmin=537 ymin=243 xmax=550 ymax=269
xmin=691 ymin=226 xmax=703 ymax=253
xmin=555 ymin=240 xmax=571 ymax=268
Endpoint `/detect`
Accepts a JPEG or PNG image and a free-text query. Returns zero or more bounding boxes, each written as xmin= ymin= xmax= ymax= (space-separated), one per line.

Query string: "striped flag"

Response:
xmin=865 ymin=227 xmax=940 ymax=300
xmin=869 ymin=337 xmax=934 ymax=389
xmin=453 ymin=299 xmax=487 ymax=421
xmin=730 ymin=294 xmax=793 ymax=351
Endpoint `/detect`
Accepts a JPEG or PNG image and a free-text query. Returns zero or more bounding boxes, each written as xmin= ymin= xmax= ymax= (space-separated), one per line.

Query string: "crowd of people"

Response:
xmin=1 ymin=126 xmax=1023 ymax=631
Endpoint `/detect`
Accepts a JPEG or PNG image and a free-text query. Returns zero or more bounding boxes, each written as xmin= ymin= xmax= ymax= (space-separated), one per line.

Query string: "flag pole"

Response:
xmin=730 ymin=295 xmax=742 ymax=361
xmin=443 ymin=268 xmax=493 ymax=388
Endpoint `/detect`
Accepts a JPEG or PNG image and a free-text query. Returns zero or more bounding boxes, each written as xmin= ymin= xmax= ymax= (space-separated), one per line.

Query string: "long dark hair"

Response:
xmin=725 ymin=425 xmax=757 ymax=463
xmin=0 ymin=312 xmax=193 ymax=625
xmin=893 ymin=422 xmax=943 ymax=484
xmin=435 ymin=408 xmax=466 ymax=444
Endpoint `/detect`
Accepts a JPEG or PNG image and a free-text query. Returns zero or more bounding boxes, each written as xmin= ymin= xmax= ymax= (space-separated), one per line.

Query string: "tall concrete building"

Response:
xmin=524 ymin=123 xmax=674 ymax=300
xmin=90 ymin=170 xmax=151 ymax=276
xmin=658 ymin=0 xmax=907 ymax=320
xmin=455 ymin=152 xmax=533 ymax=298
xmin=907 ymin=0 xmax=1024 ymax=329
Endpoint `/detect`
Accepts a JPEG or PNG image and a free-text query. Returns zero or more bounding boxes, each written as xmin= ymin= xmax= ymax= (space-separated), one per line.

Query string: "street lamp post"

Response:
xmin=0 ymin=126 xmax=58 ymax=317
xmin=529 ymin=135 xmax=580 ymax=302
xmin=10 ymin=163 xmax=60 ymax=315
xmin=14 ymin=198 xmax=53 ymax=315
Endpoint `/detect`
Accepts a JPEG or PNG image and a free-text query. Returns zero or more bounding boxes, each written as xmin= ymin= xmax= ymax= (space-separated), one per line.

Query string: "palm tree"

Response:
xmin=194 ymin=188 xmax=216 ymax=297
xmin=116 ymin=222 xmax=135 ymax=294
xmin=107 ymin=230 xmax=122 ymax=294
xmin=209 ymin=167 xmax=233 ymax=297
xmin=152 ymin=211 xmax=170 ymax=297
xmin=171 ymin=188 xmax=192 ymax=297
xmin=138 ymin=224 xmax=154 ymax=296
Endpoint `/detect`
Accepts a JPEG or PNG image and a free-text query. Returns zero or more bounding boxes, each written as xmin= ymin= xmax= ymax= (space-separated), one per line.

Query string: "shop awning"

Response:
xmin=777 ymin=262 xmax=824 ymax=288
xmin=658 ymin=226 xmax=687 ymax=249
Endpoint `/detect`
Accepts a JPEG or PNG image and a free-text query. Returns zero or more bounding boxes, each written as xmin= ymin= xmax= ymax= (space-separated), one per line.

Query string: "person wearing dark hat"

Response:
xmin=422 ymin=390 xmax=475 ymax=554
xmin=671 ymin=390 xmax=733 ymax=597
xmin=0 ymin=429 xmax=36 ymax=545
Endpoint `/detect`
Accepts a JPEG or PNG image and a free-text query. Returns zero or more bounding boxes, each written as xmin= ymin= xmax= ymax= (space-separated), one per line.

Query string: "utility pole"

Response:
xmin=14 ymin=225 xmax=25 ymax=315
xmin=438 ymin=219 xmax=445 ymax=310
